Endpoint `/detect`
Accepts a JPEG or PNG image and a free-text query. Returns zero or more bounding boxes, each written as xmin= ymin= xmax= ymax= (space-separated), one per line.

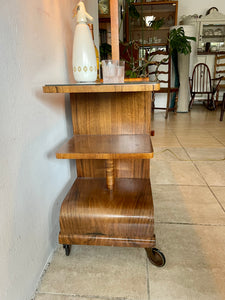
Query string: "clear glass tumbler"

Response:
xmin=102 ymin=60 xmax=125 ymax=83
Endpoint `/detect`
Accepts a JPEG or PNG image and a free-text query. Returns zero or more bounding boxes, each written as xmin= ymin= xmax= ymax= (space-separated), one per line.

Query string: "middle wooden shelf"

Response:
xmin=56 ymin=134 xmax=154 ymax=159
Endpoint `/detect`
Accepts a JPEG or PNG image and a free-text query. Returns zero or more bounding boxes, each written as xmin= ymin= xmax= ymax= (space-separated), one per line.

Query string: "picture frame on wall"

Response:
xmin=98 ymin=0 xmax=110 ymax=15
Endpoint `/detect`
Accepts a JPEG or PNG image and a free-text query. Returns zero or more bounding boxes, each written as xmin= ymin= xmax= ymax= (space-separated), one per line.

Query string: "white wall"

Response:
xmin=178 ymin=0 xmax=225 ymax=20
xmin=84 ymin=0 xmax=99 ymax=51
xmin=0 ymin=1 xmax=77 ymax=299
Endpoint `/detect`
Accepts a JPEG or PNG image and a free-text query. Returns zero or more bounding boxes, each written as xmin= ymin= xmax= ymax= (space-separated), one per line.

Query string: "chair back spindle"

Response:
xmin=214 ymin=54 xmax=225 ymax=103
xmin=189 ymin=63 xmax=222 ymax=111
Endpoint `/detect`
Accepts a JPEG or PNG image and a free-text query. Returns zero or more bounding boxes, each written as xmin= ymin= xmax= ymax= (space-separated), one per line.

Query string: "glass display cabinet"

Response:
xmin=124 ymin=1 xmax=178 ymax=67
xmin=181 ymin=9 xmax=225 ymax=53
xmin=198 ymin=10 xmax=225 ymax=52
xmin=199 ymin=24 xmax=225 ymax=52
xmin=126 ymin=1 xmax=178 ymax=46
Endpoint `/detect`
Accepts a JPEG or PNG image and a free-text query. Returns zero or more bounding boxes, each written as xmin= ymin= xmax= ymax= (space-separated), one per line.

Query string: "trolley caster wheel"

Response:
xmin=63 ymin=244 xmax=71 ymax=256
xmin=145 ymin=247 xmax=166 ymax=267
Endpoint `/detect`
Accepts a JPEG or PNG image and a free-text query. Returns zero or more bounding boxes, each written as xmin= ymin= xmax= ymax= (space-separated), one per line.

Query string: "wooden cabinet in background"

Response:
xmin=126 ymin=1 xmax=178 ymax=47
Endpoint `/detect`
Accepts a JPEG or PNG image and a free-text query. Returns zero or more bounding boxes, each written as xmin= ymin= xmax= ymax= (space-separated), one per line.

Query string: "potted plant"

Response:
xmin=169 ymin=27 xmax=196 ymax=56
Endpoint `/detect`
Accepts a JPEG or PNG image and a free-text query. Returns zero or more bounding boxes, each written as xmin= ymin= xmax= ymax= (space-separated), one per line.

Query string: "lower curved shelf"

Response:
xmin=59 ymin=177 xmax=155 ymax=248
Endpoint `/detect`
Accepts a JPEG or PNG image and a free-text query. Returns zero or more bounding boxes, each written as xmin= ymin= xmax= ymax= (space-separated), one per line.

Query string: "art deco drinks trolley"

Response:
xmin=43 ymin=0 xmax=165 ymax=267
xmin=43 ymin=82 xmax=165 ymax=267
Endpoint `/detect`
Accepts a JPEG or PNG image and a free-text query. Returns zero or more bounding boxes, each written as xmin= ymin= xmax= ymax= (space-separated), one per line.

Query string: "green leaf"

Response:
xmin=130 ymin=71 xmax=137 ymax=78
xmin=151 ymin=18 xmax=164 ymax=31
xmin=168 ymin=27 xmax=196 ymax=55
xmin=126 ymin=70 xmax=132 ymax=76
xmin=129 ymin=4 xmax=140 ymax=19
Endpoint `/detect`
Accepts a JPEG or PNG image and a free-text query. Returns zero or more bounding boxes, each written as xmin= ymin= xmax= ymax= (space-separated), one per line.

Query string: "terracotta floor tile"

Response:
xmin=149 ymin=224 xmax=225 ymax=300
xmin=211 ymin=186 xmax=225 ymax=210
xmin=207 ymin=128 xmax=225 ymax=136
xmin=150 ymin=161 xmax=205 ymax=185
xmin=151 ymin=135 xmax=181 ymax=147
xmin=177 ymin=136 xmax=223 ymax=148
xmin=195 ymin=161 xmax=225 ymax=186
xmin=173 ymin=128 xmax=212 ymax=137
xmin=38 ymin=246 xmax=148 ymax=300
xmin=152 ymin=128 xmax=175 ymax=137
xmin=153 ymin=147 xmax=190 ymax=161
xmin=185 ymin=147 xmax=225 ymax=161
xmin=35 ymin=294 xmax=107 ymax=300
xmin=214 ymin=137 xmax=225 ymax=145
xmin=152 ymin=185 xmax=225 ymax=225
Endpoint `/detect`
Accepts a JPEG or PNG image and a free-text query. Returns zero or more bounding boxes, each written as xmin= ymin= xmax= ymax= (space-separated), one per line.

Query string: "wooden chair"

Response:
xmin=148 ymin=50 xmax=179 ymax=119
xmin=189 ymin=63 xmax=222 ymax=111
xmin=214 ymin=54 xmax=225 ymax=106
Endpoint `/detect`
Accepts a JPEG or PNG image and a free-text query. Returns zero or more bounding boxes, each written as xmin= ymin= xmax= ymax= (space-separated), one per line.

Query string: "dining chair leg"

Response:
xmin=215 ymin=89 xmax=220 ymax=108
xmin=212 ymin=96 xmax=216 ymax=110
xmin=151 ymin=92 xmax=155 ymax=113
xmin=174 ymin=92 xmax=178 ymax=114
xmin=165 ymin=92 xmax=170 ymax=119
xmin=189 ymin=94 xmax=195 ymax=111
xmin=207 ymin=94 xmax=210 ymax=108
xmin=220 ymin=93 xmax=225 ymax=121
xmin=207 ymin=95 xmax=216 ymax=111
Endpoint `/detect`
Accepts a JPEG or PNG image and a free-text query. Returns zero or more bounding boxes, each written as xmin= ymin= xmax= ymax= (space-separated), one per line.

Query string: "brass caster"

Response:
xmin=146 ymin=247 xmax=166 ymax=267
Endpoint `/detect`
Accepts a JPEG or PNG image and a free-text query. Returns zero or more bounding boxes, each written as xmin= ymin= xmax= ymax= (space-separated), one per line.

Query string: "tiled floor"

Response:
xmin=35 ymin=106 xmax=225 ymax=300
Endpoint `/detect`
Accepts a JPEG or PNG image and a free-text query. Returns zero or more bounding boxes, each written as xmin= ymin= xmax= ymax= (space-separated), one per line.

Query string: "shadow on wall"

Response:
xmin=34 ymin=90 xmax=77 ymax=246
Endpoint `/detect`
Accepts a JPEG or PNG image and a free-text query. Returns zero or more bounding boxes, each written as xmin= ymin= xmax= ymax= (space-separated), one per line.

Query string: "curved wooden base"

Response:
xmin=59 ymin=234 xmax=155 ymax=248
xmin=59 ymin=178 xmax=155 ymax=248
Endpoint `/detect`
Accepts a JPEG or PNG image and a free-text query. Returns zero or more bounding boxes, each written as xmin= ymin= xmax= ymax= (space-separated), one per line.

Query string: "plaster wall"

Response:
xmin=178 ymin=0 xmax=225 ymax=20
xmin=0 ymin=1 xmax=76 ymax=299
xmin=84 ymin=0 xmax=100 ymax=52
